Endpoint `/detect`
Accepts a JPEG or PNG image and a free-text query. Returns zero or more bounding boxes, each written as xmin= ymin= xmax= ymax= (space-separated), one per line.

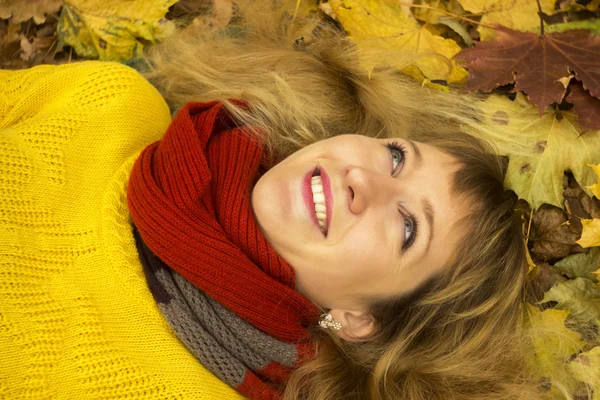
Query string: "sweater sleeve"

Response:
xmin=0 ymin=62 xmax=246 ymax=399
xmin=0 ymin=62 xmax=173 ymax=222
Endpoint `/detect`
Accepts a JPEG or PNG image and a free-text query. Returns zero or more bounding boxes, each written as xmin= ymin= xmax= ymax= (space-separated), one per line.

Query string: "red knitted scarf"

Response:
xmin=127 ymin=101 xmax=320 ymax=395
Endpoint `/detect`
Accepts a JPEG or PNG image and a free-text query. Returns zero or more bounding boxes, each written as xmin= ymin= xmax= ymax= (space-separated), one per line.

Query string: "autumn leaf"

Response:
xmin=530 ymin=205 xmax=581 ymax=261
xmin=557 ymin=0 xmax=599 ymax=13
xmin=564 ymin=176 xmax=600 ymax=223
xmin=57 ymin=0 xmax=177 ymax=61
xmin=0 ymin=0 xmax=63 ymax=24
xmin=523 ymin=304 xmax=587 ymax=393
xmin=567 ymin=346 xmax=600 ymax=398
xmin=458 ymin=27 xmax=600 ymax=119
xmin=475 ymin=94 xmax=600 ymax=210
xmin=566 ymin=82 xmax=600 ymax=133
xmin=410 ymin=0 xmax=473 ymax=46
xmin=329 ymin=0 xmax=468 ymax=84
xmin=541 ymin=278 xmax=600 ymax=326
xmin=0 ymin=19 xmax=21 ymax=52
xmin=587 ymin=163 xmax=600 ymax=199
xmin=456 ymin=0 xmax=556 ymax=41
xmin=554 ymin=247 xmax=600 ymax=282
xmin=578 ymin=219 xmax=600 ymax=248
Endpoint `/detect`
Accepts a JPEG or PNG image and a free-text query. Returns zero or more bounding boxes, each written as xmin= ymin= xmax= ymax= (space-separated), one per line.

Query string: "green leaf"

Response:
xmin=542 ymin=19 xmax=600 ymax=36
xmin=541 ymin=278 xmax=600 ymax=326
xmin=554 ymin=248 xmax=600 ymax=282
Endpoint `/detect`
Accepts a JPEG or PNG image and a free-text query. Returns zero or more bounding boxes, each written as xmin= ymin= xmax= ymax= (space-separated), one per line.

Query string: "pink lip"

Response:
xmin=302 ymin=165 xmax=334 ymax=237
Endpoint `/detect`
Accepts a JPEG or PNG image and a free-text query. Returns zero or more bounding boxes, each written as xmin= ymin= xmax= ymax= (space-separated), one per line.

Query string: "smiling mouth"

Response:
xmin=310 ymin=168 xmax=328 ymax=235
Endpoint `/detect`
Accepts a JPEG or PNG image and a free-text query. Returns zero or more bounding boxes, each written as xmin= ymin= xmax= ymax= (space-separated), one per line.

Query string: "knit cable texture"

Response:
xmin=127 ymin=101 xmax=320 ymax=344
xmin=0 ymin=62 xmax=243 ymax=399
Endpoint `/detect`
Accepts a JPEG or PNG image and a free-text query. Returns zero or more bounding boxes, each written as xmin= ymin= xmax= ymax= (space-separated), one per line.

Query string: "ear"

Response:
xmin=328 ymin=309 xmax=376 ymax=342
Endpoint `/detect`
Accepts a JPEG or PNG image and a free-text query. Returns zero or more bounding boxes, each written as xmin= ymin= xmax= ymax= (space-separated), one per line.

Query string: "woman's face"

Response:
xmin=251 ymin=134 xmax=469 ymax=312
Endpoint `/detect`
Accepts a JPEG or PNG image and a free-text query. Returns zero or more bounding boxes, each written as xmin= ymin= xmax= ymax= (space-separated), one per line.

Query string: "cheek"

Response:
xmin=333 ymin=228 xmax=391 ymax=278
xmin=251 ymin=176 xmax=281 ymax=240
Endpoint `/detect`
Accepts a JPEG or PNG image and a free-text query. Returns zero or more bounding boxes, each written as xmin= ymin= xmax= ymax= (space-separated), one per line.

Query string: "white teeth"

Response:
xmin=311 ymin=175 xmax=328 ymax=234
xmin=312 ymin=192 xmax=325 ymax=203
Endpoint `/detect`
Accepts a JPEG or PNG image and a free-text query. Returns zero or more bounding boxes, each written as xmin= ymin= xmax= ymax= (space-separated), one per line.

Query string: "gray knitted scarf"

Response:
xmin=133 ymin=228 xmax=305 ymax=400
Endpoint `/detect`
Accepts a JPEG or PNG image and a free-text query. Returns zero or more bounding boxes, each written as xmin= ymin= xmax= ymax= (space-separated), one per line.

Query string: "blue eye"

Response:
xmin=399 ymin=208 xmax=419 ymax=250
xmin=385 ymin=140 xmax=419 ymax=250
xmin=404 ymin=214 xmax=417 ymax=247
xmin=386 ymin=141 xmax=406 ymax=174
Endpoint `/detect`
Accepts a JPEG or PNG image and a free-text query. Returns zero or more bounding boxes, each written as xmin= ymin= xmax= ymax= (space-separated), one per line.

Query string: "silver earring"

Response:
xmin=319 ymin=313 xmax=342 ymax=331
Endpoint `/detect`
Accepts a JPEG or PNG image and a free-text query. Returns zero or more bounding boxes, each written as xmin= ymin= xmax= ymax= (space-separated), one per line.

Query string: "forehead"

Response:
xmin=400 ymin=140 xmax=470 ymax=286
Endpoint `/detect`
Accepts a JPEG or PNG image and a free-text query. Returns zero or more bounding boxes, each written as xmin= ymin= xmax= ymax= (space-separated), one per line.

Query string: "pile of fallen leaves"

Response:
xmin=2 ymin=0 xmax=600 ymax=397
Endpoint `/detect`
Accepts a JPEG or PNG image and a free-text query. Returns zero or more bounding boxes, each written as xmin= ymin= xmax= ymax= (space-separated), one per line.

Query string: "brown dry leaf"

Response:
xmin=567 ymin=82 xmax=600 ymax=132
xmin=0 ymin=19 xmax=21 ymax=50
xmin=19 ymin=35 xmax=55 ymax=61
xmin=167 ymin=0 xmax=212 ymax=20
xmin=557 ymin=0 xmax=599 ymax=12
xmin=531 ymin=205 xmax=582 ymax=261
xmin=530 ymin=263 xmax=568 ymax=300
xmin=0 ymin=0 xmax=63 ymax=24
xmin=564 ymin=176 xmax=600 ymax=233
xmin=458 ymin=27 xmax=600 ymax=115
xmin=0 ymin=20 xmax=23 ymax=68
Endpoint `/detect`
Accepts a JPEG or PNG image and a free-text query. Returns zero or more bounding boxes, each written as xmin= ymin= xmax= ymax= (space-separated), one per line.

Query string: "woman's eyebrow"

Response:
xmin=407 ymin=139 xmax=423 ymax=169
xmin=422 ymin=197 xmax=435 ymax=256
xmin=406 ymin=139 xmax=435 ymax=256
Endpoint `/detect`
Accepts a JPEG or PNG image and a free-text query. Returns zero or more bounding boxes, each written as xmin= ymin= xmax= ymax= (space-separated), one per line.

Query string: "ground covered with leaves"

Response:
xmin=2 ymin=0 xmax=600 ymax=398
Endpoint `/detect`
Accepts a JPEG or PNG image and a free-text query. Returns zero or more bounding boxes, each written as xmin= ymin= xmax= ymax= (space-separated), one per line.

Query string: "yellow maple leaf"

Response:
xmin=578 ymin=219 xmax=600 ymax=248
xmin=329 ymin=0 xmax=467 ymax=84
xmin=456 ymin=0 xmax=556 ymax=41
xmin=586 ymin=163 xmax=600 ymax=199
xmin=57 ymin=0 xmax=177 ymax=61
xmin=567 ymin=346 xmax=600 ymax=399
xmin=474 ymin=93 xmax=600 ymax=210
xmin=524 ymin=304 xmax=587 ymax=395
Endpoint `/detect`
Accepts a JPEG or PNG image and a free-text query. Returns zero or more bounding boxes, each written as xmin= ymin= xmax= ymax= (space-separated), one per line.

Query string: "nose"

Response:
xmin=345 ymin=165 xmax=397 ymax=215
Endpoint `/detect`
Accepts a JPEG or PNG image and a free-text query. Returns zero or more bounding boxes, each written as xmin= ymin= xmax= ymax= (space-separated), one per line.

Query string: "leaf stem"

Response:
xmin=536 ymin=0 xmax=544 ymax=36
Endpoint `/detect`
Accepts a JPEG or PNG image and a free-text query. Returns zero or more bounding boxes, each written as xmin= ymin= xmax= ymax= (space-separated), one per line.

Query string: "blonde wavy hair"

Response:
xmin=143 ymin=1 xmax=563 ymax=399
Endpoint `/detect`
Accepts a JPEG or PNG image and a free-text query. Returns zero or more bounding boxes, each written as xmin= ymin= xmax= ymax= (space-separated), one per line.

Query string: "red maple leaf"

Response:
xmin=457 ymin=27 xmax=600 ymax=116
xmin=567 ymin=82 xmax=600 ymax=132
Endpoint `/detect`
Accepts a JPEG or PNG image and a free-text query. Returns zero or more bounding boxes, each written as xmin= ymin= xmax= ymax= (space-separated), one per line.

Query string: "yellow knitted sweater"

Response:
xmin=0 ymin=61 xmax=244 ymax=400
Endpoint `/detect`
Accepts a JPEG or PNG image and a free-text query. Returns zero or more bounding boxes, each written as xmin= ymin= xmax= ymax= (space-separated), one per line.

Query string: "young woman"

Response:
xmin=0 ymin=2 xmax=546 ymax=399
